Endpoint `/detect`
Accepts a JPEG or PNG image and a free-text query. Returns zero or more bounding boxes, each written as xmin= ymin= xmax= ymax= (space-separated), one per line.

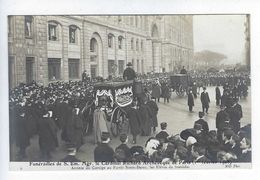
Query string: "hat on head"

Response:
xmin=220 ymin=104 xmax=226 ymax=108
xmin=120 ymin=134 xmax=128 ymax=142
xmin=126 ymin=62 xmax=133 ymax=67
xmin=194 ymin=123 xmax=202 ymax=131
xmin=160 ymin=122 xmax=167 ymax=129
xmin=101 ymin=132 xmax=110 ymax=141
xmin=203 ymin=87 xmax=206 ymax=90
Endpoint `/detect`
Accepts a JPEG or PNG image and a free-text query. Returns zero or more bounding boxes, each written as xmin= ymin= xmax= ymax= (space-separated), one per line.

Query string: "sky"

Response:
xmin=193 ymin=15 xmax=247 ymax=65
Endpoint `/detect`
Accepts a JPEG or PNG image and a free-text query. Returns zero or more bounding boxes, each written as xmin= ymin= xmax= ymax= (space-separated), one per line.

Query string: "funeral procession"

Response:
xmin=8 ymin=15 xmax=251 ymax=164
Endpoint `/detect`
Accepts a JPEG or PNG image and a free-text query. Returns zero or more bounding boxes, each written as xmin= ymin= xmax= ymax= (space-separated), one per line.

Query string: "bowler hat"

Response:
xmin=160 ymin=122 xmax=167 ymax=129
xmin=120 ymin=134 xmax=128 ymax=142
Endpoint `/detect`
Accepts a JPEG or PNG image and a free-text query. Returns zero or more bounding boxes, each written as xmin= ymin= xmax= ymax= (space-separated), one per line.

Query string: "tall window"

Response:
xmin=136 ymin=39 xmax=139 ymax=51
xmin=118 ymin=60 xmax=124 ymax=75
xmin=108 ymin=34 xmax=114 ymax=48
xmin=69 ymin=26 xmax=77 ymax=43
xmin=48 ymin=23 xmax=58 ymax=41
xmin=25 ymin=16 xmax=33 ymax=38
xmin=108 ymin=60 xmax=115 ymax=75
xmin=68 ymin=59 xmax=79 ymax=79
xmin=48 ymin=58 xmax=61 ymax=80
xmin=131 ymin=38 xmax=134 ymax=50
xmin=141 ymin=40 xmax=144 ymax=51
xmin=118 ymin=36 xmax=123 ymax=49
xmin=90 ymin=38 xmax=97 ymax=52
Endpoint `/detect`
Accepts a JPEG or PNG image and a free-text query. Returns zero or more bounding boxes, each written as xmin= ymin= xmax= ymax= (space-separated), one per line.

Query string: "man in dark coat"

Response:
xmin=66 ymin=101 xmax=84 ymax=150
xmin=194 ymin=112 xmax=209 ymax=134
xmin=38 ymin=109 xmax=58 ymax=161
xmin=188 ymin=90 xmax=194 ymax=112
xmin=115 ymin=134 xmax=131 ymax=161
xmin=200 ymin=87 xmax=210 ymax=114
xmin=180 ymin=66 xmax=187 ymax=74
xmin=123 ymin=62 xmax=136 ymax=81
xmin=225 ymin=100 xmax=241 ymax=134
xmin=216 ymin=104 xmax=230 ymax=141
xmin=94 ymin=132 xmax=114 ymax=162
xmin=146 ymin=98 xmax=159 ymax=133
xmin=14 ymin=104 xmax=31 ymax=160
xmin=232 ymin=98 xmax=243 ymax=133
xmin=215 ymin=85 xmax=221 ymax=106
xmin=125 ymin=100 xmax=141 ymax=144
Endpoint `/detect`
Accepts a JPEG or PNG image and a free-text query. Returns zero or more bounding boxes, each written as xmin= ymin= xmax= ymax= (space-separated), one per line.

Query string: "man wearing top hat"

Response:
xmin=200 ymin=87 xmax=210 ymax=114
xmin=123 ymin=62 xmax=136 ymax=81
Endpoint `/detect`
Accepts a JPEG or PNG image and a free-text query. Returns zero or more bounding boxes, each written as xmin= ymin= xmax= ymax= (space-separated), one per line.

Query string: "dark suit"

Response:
xmin=94 ymin=143 xmax=114 ymax=162
xmin=200 ymin=91 xmax=210 ymax=113
xmin=116 ymin=144 xmax=131 ymax=160
xmin=188 ymin=93 xmax=194 ymax=112
xmin=123 ymin=67 xmax=136 ymax=80
xmin=215 ymin=86 xmax=221 ymax=105
xmin=216 ymin=110 xmax=230 ymax=140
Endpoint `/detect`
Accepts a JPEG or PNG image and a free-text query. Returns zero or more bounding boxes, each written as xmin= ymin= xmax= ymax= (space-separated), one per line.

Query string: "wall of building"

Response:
xmin=8 ymin=15 xmax=194 ymax=88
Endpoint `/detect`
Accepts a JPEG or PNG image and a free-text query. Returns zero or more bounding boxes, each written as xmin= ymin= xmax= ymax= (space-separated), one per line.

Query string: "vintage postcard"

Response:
xmin=6 ymin=14 xmax=251 ymax=171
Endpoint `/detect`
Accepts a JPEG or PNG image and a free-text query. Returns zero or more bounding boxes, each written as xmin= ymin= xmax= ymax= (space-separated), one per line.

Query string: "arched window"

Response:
xmin=90 ymin=38 xmax=98 ymax=52
xmin=118 ymin=36 xmax=123 ymax=49
xmin=108 ymin=34 xmax=114 ymax=48
xmin=25 ymin=16 xmax=33 ymax=38
xmin=69 ymin=25 xmax=79 ymax=44
xmin=48 ymin=21 xmax=60 ymax=41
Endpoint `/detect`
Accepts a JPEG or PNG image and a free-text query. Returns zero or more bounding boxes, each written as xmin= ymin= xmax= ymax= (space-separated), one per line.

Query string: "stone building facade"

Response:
xmin=8 ymin=15 xmax=193 ymax=87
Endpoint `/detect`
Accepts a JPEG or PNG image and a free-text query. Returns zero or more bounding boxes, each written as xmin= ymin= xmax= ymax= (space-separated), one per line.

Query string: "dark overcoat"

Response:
xmin=125 ymin=107 xmax=141 ymax=136
xmin=188 ymin=93 xmax=194 ymax=106
xmin=94 ymin=143 xmax=114 ymax=162
xmin=200 ymin=92 xmax=210 ymax=107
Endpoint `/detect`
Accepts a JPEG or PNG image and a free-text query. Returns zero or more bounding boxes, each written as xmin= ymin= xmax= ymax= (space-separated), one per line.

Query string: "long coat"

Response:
xmin=147 ymin=100 xmax=159 ymax=127
xmin=151 ymin=84 xmax=161 ymax=99
xmin=38 ymin=116 xmax=58 ymax=152
xmin=93 ymin=108 xmax=109 ymax=144
xmin=139 ymin=104 xmax=153 ymax=136
xmin=125 ymin=107 xmax=141 ymax=136
xmin=66 ymin=108 xmax=84 ymax=149
xmin=14 ymin=107 xmax=30 ymax=149
xmin=200 ymin=92 xmax=210 ymax=107
xmin=215 ymin=87 xmax=221 ymax=100
xmin=188 ymin=93 xmax=194 ymax=106
xmin=216 ymin=110 xmax=230 ymax=130
xmin=161 ymin=83 xmax=170 ymax=98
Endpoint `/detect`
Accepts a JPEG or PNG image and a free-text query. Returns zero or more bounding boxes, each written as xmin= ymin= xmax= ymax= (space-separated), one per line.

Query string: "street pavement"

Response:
xmin=10 ymin=86 xmax=251 ymax=162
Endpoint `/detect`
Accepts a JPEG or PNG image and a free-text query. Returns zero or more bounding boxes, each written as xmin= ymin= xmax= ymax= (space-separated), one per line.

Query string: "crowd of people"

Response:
xmin=9 ymin=64 xmax=251 ymax=163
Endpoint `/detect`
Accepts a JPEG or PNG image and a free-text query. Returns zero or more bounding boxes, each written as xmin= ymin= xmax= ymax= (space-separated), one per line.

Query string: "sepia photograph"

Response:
xmin=7 ymin=14 xmax=251 ymax=167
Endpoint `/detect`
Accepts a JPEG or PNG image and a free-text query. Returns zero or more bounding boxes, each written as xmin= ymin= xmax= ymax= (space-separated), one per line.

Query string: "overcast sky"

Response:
xmin=193 ymin=15 xmax=247 ymax=65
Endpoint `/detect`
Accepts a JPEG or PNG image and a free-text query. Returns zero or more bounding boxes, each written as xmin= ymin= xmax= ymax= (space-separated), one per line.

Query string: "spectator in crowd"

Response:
xmin=155 ymin=122 xmax=170 ymax=145
xmin=192 ymin=82 xmax=198 ymax=98
xmin=238 ymin=137 xmax=251 ymax=162
xmin=191 ymin=143 xmax=211 ymax=163
xmin=38 ymin=109 xmax=58 ymax=161
xmin=94 ymin=132 xmax=114 ymax=162
xmin=125 ymin=99 xmax=141 ymax=144
xmin=187 ymin=90 xmax=194 ymax=112
xmin=200 ymin=87 xmax=210 ymax=114
xmin=147 ymin=97 xmax=159 ymax=133
xmin=115 ymin=134 xmax=131 ymax=162
xmin=216 ymin=104 xmax=230 ymax=141
xmin=194 ymin=112 xmax=209 ymax=134
xmin=215 ymin=85 xmax=221 ymax=106
xmin=180 ymin=66 xmax=187 ymax=74
xmin=151 ymin=79 xmax=161 ymax=103
xmin=61 ymin=148 xmax=80 ymax=162
xmin=161 ymin=81 xmax=171 ymax=103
